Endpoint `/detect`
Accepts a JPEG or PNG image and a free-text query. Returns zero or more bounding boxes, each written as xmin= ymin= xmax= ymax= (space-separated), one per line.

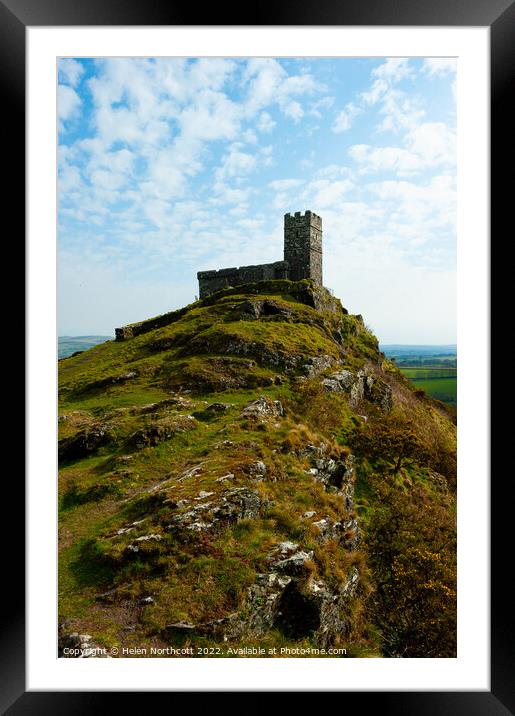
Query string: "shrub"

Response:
xmin=350 ymin=415 xmax=428 ymax=474
xmin=363 ymin=475 xmax=456 ymax=657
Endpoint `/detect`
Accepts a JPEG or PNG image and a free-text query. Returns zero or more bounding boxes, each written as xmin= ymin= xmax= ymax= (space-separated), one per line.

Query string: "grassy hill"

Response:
xmin=58 ymin=279 xmax=456 ymax=658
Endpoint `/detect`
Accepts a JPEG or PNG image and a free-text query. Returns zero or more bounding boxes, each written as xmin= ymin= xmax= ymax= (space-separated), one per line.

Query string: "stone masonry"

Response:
xmin=197 ymin=211 xmax=323 ymax=299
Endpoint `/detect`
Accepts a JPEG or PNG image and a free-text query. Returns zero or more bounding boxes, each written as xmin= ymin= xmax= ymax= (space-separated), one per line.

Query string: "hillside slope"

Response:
xmin=58 ymin=279 xmax=456 ymax=658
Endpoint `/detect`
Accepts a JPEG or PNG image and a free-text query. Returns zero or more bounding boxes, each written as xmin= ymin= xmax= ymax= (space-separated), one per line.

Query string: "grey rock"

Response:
xmin=274 ymin=550 xmax=314 ymax=576
xmin=302 ymin=355 xmax=334 ymax=377
xmin=58 ymin=630 xmax=112 ymax=658
xmin=242 ymin=554 xmax=361 ymax=647
xmin=322 ymin=368 xmax=392 ymax=412
xmin=267 ymin=542 xmax=314 ymax=576
xmin=247 ymin=461 xmax=267 ymax=480
xmin=274 ymin=541 xmax=299 ymax=555
xmin=58 ymin=426 xmax=112 ymax=462
xmin=204 ymin=402 xmax=235 ymax=413
xmin=311 ymin=516 xmax=360 ymax=550
xmin=176 ymin=464 xmax=203 ymax=482
xmin=196 ymin=490 xmax=215 ymax=499
xmin=242 ymin=396 xmax=284 ymax=418
xmin=133 ymin=533 xmax=162 ymax=543
xmin=215 ymin=473 xmax=235 ymax=483
xmin=167 ymin=487 xmax=264 ymax=536
xmin=128 ymin=415 xmax=196 ymax=449
xmin=166 ymin=622 xmax=196 ymax=632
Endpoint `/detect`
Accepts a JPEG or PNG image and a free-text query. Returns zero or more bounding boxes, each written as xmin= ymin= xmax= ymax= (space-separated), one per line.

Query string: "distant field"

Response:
xmin=401 ymin=368 xmax=457 ymax=380
xmin=381 ymin=345 xmax=457 ymax=406
xmin=408 ymin=376 xmax=457 ymax=405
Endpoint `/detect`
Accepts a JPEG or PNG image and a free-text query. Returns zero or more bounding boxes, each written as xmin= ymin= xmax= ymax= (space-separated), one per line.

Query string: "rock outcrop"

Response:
xmin=322 ymin=368 xmax=392 ymax=411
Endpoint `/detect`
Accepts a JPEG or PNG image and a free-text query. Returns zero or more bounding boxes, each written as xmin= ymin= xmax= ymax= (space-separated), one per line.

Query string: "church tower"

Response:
xmin=283 ymin=210 xmax=323 ymax=284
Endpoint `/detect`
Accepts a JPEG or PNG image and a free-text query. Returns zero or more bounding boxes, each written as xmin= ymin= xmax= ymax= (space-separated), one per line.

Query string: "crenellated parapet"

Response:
xmin=198 ymin=261 xmax=288 ymax=299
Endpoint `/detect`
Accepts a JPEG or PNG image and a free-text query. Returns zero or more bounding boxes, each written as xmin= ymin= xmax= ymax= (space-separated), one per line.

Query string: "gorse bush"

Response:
xmin=362 ymin=475 xmax=456 ymax=657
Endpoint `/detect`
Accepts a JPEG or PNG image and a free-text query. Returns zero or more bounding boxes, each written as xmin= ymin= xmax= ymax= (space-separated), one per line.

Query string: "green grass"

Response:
xmin=410 ymin=377 xmax=457 ymax=405
xmin=401 ymin=368 xmax=457 ymax=380
xmin=399 ymin=365 xmax=457 ymax=405
xmin=57 ymin=280 xmax=456 ymax=657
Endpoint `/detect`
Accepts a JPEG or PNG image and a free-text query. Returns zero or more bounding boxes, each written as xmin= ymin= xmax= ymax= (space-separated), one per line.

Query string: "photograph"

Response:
xmin=57 ymin=55 xmax=458 ymax=660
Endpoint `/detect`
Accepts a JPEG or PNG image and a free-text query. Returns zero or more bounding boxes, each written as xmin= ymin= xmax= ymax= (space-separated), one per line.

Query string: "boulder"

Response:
xmin=58 ymin=426 xmax=111 ymax=463
xmin=309 ymin=516 xmax=360 ymax=551
xmin=128 ymin=415 xmax=196 ymax=449
xmin=246 ymin=460 xmax=267 ymax=481
xmin=322 ymin=369 xmax=355 ymax=392
xmin=166 ymin=487 xmax=264 ymax=536
xmin=322 ymin=368 xmax=392 ymax=412
xmin=302 ymin=355 xmax=334 ymax=377
xmin=242 ymin=396 xmax=284 ymax=418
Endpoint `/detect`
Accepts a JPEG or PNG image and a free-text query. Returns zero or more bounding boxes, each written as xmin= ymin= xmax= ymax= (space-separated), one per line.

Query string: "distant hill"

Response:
xmin=58 ymin=335 xmax=111 ymax=359
xmin=381 ymin=344 xmax=456 ymax=357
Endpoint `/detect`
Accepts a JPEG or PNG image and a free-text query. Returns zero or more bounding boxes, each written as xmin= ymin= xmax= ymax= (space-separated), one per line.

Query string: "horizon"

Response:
xmin=57 ymin=334 xmax=457 ymax=349
xmin=58 ymin=57 xmax=456 ymax=344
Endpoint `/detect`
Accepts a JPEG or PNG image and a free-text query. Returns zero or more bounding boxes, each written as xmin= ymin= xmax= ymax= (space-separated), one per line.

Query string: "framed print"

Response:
xmin=5 ymin=0 xmax=509 ymax=709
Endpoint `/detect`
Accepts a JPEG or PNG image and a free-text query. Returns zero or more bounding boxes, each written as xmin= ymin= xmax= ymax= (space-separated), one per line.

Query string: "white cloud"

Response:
xmin=59 ymin=59 xmax=85 ymax=87
xmin=314 ymin=164 xmax=353 ymax=180
xmin=243 ymin=58 xmax=318 ymax=121
xmin=422 ymin=58 xmax=457 ymax=76
xmin=349 ymin=121 xmax=455 ymax=175
xmin=369 ymin=174 xmax=456 ymax=237
xmin=358 ymin=59 xmax=427 ymax=134
xmin=281 ymin=100 xmax=304 ymax=122
xmin=376 ymin=90 xmax=425 ymax=133
xmin=179 ymin=90 xmax=240 ymax=143
xmin=301 ymin=179 xmax=354 ymax=209
xmin=211 ymin=182 xmax=251 ymax=206
xmin=373 ymin=58 xmax=414 ymax=82
xmin=309 ymin=96 xmax=335 ymax=118
xmin=349 ymin=144 xmax=422 ymax=174
xmin=58 ymin=164 xmax=82 ymax=195
xmin=360 ymin=59 xmax=413 ymax=107
xmin=142 ymin=198 xmax=173 ymax=229
xmin=269 ymin=178 xmax=304 ymax=191
xmin=332 ymin=103 xmax=361 ymax=133
xmin=242 ymin=129 xmax=258 ymax=144
xmin=216 ymin=145 xmax=257 ymax=181
xmin=58 ymin=85 xmax=81 ymax=128
xmin=257 ymin=111 xmax=276 ymax=133
xmin=90 ymin=169 xmax=126 ymax=191
xmin=406 ymin=122 xmax=456 ymax=166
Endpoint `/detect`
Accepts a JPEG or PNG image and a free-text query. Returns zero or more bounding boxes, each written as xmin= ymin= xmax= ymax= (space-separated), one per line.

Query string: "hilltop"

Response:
xmin=58 ymin=279 xmax=456 ymax=658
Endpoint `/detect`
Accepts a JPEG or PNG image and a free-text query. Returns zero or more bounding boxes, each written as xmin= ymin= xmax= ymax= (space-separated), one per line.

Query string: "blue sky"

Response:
xmin=58 ymin=57 xmax=456 ymax=343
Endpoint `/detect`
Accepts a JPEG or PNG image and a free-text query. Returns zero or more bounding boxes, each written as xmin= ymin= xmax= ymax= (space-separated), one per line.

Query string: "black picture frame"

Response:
xmin=6 ymin=0 xmax=506 ymax=710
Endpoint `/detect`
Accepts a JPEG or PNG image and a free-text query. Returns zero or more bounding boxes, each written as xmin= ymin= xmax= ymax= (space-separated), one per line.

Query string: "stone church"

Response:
xmin=197 ymin=210 xmax=323 ymax=299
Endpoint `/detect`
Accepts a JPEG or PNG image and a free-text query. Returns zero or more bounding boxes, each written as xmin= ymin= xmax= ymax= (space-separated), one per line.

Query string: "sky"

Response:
xmin=58 ymin=56 xmax=456 ymax=343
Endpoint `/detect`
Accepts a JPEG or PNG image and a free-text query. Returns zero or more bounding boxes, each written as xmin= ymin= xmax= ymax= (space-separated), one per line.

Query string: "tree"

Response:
xmin=350 ymin=415 xmax=427 ymax=474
